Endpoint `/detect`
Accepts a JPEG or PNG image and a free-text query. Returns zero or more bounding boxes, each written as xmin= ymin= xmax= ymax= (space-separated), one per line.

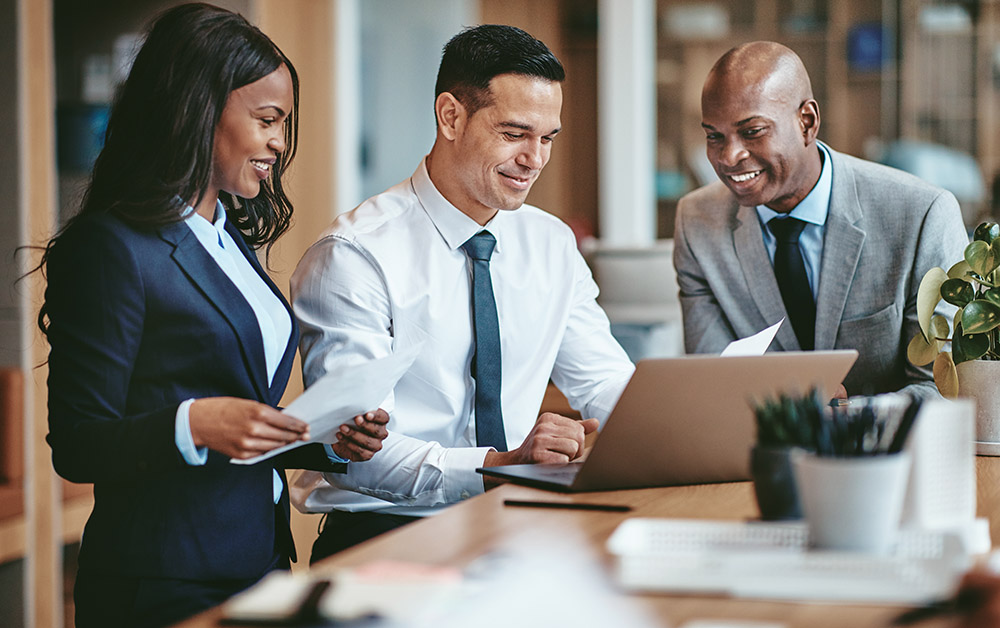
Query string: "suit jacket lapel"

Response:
xmin=815 ymin=149 xmax=865 ymax=350
xmin=733 ymin=205 xmax=800 ymax=350
xmin=159 ymin=221 xmax=270 ymax=401
xmin=224 ymin=221 xmax=299 ymax=403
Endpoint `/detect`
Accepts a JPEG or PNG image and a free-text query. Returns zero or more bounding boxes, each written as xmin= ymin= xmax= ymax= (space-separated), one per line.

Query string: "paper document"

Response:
xmin=720 ymin=319 xmax=783 ymax=357
xmin=232 ymin=344 xmax=422 ymax=465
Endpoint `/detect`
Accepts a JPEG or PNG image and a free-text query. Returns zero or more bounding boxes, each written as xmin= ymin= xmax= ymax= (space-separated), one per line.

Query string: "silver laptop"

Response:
xmin=477 ymin=350 xmax=858 ymax=492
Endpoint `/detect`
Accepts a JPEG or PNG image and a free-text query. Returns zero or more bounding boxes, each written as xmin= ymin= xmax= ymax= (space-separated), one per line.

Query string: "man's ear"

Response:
xmin=435 ymin=92 xmax=466 ymax=141
xmin=799 ymin=99 xmax=821 ymax=144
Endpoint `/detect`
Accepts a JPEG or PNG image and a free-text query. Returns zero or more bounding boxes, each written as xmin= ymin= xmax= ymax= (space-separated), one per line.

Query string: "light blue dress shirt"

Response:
xmin=755 ymin=141 xmax=834 ymax=300
xmin=173 ymin=200 xmax=293 ymax=503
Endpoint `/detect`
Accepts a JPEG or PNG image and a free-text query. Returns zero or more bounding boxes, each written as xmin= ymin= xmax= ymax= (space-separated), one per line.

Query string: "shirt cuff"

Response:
xmin=175 ymin=398 xmax=209 ymax=466
xmin=440 ymin=446 xmax=493 ymax=502
xmin=272 ymin=470 xmax=284 ymax=504
xmin=323 ymin=443 xmax=351 ymax=465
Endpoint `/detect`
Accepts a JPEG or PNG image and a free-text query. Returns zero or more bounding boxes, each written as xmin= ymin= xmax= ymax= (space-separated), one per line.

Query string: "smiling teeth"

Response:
xmin=730 ymin=171 xmax=760 ymax=183
xmin=251 ymin=160 xmax=271 ymax=171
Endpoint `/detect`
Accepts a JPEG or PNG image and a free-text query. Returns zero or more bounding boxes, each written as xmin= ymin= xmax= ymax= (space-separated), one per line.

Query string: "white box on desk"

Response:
xmin=902 ymin=398 xmax=988 ymax=553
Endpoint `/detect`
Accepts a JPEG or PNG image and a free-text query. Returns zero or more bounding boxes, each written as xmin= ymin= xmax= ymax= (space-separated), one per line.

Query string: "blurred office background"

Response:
xmin=3 ymin=1 xmax=999 ymax=626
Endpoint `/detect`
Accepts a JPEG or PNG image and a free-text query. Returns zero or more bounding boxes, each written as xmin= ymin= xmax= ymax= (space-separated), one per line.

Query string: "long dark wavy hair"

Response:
xmin=35 ymin=2 xmax=299 ymax=335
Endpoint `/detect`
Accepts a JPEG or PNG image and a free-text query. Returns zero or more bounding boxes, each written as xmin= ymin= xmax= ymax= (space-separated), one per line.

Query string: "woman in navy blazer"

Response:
xmin=37 ymin=4 xmax=388 ymax=627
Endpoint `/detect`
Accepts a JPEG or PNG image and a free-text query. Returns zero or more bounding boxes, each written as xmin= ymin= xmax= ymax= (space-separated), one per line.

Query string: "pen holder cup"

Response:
xmin=750 ymin=445 xmax=802 ymax=521
xmin=792 ymin=450 xmax=911 ymax=554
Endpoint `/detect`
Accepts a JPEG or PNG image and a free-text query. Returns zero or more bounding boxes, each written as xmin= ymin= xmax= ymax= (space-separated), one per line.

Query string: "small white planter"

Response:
xmin=957 ymin=359 xmax=1000 ymax=449
xmin=792 ymin=450 xmax=911 ymax=554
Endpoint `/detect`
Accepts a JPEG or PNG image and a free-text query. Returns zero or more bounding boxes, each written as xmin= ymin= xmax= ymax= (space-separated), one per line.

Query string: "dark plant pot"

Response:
xmin=750 ymin=445 xmax=802 ymax=521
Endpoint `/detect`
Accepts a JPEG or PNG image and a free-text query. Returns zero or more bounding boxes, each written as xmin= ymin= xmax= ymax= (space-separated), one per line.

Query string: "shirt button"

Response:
xmin=460 ymin=491 xmax=470 ymax=500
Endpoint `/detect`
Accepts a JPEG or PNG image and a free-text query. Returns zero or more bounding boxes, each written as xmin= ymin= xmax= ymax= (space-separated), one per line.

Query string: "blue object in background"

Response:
xmin=655 ymin=170 xmax=690 ymax=201
xmin=847 ymin=23 xmax=887 ymax=72
xmin=880 ymin=139 xmax=987 ymax=227
xmin=880 ymin=140 xmax=986 ymax=205
xmin=57 ymin=104 xmax=109 ymax=173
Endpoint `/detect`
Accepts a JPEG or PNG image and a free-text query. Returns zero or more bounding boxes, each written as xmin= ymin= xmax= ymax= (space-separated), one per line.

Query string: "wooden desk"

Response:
xmin=178 ymin=458 xmax=1000 ymax=628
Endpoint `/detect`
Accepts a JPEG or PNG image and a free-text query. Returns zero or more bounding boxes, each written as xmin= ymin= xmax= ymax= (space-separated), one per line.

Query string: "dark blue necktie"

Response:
xmin=769 ymin=217 xmax=815 ymax=351
xmin=461 ymin=231 xmax=507 ymax=451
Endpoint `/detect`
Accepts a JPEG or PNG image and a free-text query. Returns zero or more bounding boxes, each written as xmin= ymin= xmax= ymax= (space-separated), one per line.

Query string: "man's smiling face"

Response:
xmin=448 ymin=73 xmax=562 ymax=218
xmin=701 ymin=72 xmax=819 ymax=213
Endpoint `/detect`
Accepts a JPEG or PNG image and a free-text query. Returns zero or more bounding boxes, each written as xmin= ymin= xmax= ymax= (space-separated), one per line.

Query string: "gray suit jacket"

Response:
xmin=673 ymin=146 xmax=968 ymax=396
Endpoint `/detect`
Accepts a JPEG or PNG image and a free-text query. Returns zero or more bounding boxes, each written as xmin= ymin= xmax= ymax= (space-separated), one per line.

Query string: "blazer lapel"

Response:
xmin=733 ymin=205 xmax=800 ymax=350
xmin=815 ymin=149 xmax=865 ymax=350
xmin=159 ymin=221 xmax=270 ymax=401
xmin=224 ymin=221 xmax=300 ymax=403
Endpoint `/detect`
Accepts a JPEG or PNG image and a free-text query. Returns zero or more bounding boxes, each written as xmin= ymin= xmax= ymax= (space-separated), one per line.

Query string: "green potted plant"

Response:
xmin=908 ymin=221 xmax=1000 ymax=443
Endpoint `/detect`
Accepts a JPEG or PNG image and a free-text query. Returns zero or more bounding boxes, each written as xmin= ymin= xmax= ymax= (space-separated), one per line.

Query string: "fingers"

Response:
xmin=338 ymin=423 xmax=385 ymax=451
xmin=190 ymin=398 xmax=311 ymax=459
xmin=249 ymin=422 xmax=309 ymax=446
xmin=348 ymin=411 xmax=390 ymax=439
xmin=263 ymin=408 xmax=310 ymax=438
xmin=520 ymin=413 xmax=591 ymax=463
xmin=358 ymin=408 xmax=390 ymax=425
xmin=332 ymin=430 xmax=383 ymax=462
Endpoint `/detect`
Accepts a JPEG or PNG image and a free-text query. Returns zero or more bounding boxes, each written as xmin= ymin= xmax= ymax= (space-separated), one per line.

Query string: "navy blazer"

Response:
xmin=45 ymin=211 xmax=339 ymax=581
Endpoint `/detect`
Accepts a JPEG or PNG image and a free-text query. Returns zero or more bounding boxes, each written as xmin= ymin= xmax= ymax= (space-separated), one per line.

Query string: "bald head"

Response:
xmin=705 ymin=41 xmax=814 ymax=111
xmin=699 ymin=42 xmax=822 ymax=213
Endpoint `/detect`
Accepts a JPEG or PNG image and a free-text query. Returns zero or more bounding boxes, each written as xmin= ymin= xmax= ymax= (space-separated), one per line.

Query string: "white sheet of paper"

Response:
xmin=231 ymin=344 xmax=422 ymax=465
xmin=720 ymin=319 xmax=783 ymax=357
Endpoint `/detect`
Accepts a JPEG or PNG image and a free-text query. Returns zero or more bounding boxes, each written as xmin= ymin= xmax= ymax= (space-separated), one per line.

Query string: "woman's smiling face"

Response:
xmin=210 ymin=64 xmax=293 ymax=203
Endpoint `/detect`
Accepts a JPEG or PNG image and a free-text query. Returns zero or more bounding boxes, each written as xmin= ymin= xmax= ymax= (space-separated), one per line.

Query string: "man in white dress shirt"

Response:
xmin=290 ymin=24 xmax=635 ymax=561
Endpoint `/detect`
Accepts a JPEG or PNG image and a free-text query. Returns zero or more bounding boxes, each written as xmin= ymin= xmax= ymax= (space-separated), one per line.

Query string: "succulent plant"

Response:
xmin=752 ymin=389 xmax=824 ymax=450
xmin=753 ymin=390 xmax=921 ymax=457
xmin=908 ymin=221 xmax=1000 ymax=397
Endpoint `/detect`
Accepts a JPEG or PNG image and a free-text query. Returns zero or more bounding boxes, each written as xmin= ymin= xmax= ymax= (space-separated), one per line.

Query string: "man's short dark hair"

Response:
xmin=435 ymin=24 xmax=565 ymax=116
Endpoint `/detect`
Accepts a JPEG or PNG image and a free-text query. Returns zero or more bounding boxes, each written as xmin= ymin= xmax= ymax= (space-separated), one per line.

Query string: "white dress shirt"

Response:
xmin=290 ymin=159 xmax=635 ymax=516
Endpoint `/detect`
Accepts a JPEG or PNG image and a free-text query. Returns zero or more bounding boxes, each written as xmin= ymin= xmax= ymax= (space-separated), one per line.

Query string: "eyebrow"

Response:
xmin=255 ymin=105 xmax=287 ymax=117
xmin=701 ymin=115 xmax=769 ymax=130
xmin=498 ymin=120 xmax=562 ymax=136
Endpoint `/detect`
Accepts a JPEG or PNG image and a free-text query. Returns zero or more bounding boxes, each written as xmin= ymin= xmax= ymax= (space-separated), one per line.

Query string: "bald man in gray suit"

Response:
xmin=673 ymin=41 xmax=968 ymax=397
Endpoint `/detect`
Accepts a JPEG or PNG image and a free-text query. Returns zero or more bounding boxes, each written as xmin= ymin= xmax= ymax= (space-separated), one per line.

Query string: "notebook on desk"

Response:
xmin=477 ymin=350 xmax=858 ymax=493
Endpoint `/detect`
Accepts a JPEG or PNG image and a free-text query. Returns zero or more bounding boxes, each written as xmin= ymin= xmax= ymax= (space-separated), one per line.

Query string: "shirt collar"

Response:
xmin=183 ymin=199 xmax=228 ymax=247
xmin=410 ymin=157 xmax=505 ymax=255
xmin=755 ymin=140 xmax=833 ymax=227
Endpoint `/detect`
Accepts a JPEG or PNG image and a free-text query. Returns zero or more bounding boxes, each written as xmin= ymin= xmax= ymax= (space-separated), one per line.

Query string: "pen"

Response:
xmin=503 ymin=499 xmax=631 ymax=512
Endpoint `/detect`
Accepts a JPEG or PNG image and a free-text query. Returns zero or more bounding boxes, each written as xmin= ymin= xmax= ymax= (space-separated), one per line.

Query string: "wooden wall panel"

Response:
xmin=480 ymin=0 xmax=574 ymax=223
xmin=254 ymin=0 xmax=340 ymax=406
xmin=19 ymin=0 xmax=61 ymax=624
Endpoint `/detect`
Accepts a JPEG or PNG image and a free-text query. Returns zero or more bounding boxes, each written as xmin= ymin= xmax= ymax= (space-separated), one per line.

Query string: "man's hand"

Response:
xmin=832 ymin=384 xmax=848 ymax=401
xmin=331 ymin=409 xmax=390 ymax=462
xmin=482 ymin=413 xmax=599 ymax=489
xmin=189 ymin=397 xmax=310 ymax=460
